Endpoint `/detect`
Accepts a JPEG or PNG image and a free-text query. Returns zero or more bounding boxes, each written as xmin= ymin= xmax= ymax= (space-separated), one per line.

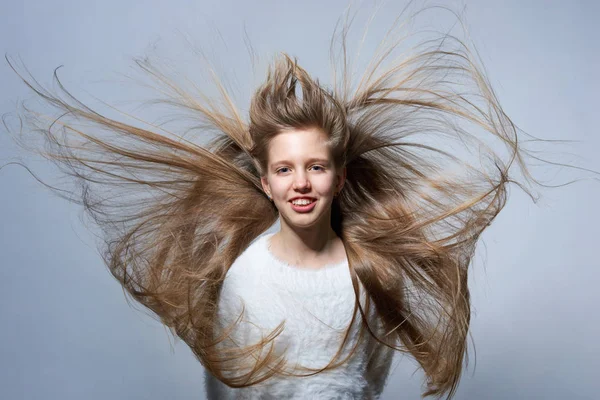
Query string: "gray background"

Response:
xmin=1 ymin=1 xmax=598 ymax=399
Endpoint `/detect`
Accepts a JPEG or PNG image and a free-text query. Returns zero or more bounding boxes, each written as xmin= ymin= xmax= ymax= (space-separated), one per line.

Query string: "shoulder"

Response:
xmin=219 ymin=233 xmax=273 ymax=305
xmin=216 ymin=233 xmax=278 ymax=329
xmin=226 ymin=233 xmax=271 ymax=279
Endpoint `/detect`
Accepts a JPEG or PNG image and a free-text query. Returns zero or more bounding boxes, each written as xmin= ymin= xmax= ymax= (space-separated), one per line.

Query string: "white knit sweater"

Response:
xmin=204 ymin=232 xmax=394 ymax=399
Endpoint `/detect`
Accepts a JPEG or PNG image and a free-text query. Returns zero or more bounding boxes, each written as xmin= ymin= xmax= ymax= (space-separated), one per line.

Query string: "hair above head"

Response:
xmin=4 ymin=6 xmax=574 ymax=399
xmin=248 ymin=54 xmax=349 ymax=175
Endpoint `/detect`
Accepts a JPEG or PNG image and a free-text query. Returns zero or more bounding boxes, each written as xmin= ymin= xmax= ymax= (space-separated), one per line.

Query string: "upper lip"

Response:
xmin=289 ymin=196 xmax=317 ymax=202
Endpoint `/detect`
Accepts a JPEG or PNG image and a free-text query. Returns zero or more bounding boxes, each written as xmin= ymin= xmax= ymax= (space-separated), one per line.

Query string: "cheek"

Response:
xmin=269 ymin=179 xmax=289 ymax=197
xmin=314 ymin=175 xmax=337 ymax=195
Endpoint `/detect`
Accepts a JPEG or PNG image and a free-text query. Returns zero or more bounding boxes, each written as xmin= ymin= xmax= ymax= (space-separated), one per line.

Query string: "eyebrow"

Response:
xmin=270 ymin=157 xmax=330 ymax=167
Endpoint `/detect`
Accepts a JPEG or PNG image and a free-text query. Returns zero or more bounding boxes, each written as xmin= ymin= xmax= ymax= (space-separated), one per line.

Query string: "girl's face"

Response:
xmin=260 ymin=126 xmax=345 ymax=231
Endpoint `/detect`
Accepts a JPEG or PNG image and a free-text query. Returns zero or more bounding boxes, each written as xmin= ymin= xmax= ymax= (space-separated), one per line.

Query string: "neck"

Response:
xmin=275 ymin=218 xmax=338 ymax=265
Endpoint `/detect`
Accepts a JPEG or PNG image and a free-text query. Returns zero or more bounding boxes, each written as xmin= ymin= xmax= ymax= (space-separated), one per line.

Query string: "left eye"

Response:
xmin=311 ymin=165 xmax=324 ymax=171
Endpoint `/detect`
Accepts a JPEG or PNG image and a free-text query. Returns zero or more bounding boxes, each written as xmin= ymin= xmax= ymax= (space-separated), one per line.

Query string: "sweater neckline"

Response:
xmin=262 ymin=232 xmax=349 ymax=273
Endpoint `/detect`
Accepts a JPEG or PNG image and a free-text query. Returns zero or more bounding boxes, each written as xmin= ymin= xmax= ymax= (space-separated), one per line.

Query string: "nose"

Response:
xmin=292 ymin=171 xmax=311 ymax=192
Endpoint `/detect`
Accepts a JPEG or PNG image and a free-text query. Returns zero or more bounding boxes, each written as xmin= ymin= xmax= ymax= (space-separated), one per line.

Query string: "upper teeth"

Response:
xmin=292 ymin=199 xmax=313 ymax=205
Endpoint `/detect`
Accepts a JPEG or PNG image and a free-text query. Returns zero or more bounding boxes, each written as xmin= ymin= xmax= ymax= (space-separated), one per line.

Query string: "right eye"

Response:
xmin=276 ymin=167 xmax=290 ymax=174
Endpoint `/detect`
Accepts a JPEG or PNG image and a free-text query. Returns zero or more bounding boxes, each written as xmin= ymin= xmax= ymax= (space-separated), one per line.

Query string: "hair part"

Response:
xmin=248 ymin=54 xmax=349 ymax=177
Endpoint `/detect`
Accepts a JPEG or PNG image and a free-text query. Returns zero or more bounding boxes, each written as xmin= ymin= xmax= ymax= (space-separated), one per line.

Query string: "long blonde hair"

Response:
xmin=4 ymin=8 xmax=553 ymax=399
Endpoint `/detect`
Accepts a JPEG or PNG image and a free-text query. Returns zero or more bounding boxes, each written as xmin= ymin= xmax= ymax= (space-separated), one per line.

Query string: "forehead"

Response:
xmin=267 ymin=127 xmax=330 ymax=164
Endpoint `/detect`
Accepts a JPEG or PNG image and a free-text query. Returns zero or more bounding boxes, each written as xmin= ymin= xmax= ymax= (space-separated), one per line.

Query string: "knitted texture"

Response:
xmin=205 ymin=233 xmax=394 ymax=399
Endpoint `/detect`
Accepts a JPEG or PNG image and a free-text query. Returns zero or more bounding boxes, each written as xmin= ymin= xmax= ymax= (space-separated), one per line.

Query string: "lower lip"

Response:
xmin=289 ymin=200 xmax=317 ymax=213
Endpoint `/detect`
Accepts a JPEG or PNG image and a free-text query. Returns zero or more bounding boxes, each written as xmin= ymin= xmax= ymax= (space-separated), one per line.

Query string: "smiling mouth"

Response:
xmin=290 ymin=199 xmax=316 ymax=206
xmin=289 ymin=199 xmax=317 ymax=212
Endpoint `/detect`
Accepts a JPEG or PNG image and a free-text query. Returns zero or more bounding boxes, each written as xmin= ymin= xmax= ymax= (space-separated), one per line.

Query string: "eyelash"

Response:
xmin=276 ymin=165 xmax=324 ymax=174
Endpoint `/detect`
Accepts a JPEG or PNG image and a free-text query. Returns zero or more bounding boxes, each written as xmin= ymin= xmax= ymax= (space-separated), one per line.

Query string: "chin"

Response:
xmin=283 ymin=211 xmax=331 ymax=229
